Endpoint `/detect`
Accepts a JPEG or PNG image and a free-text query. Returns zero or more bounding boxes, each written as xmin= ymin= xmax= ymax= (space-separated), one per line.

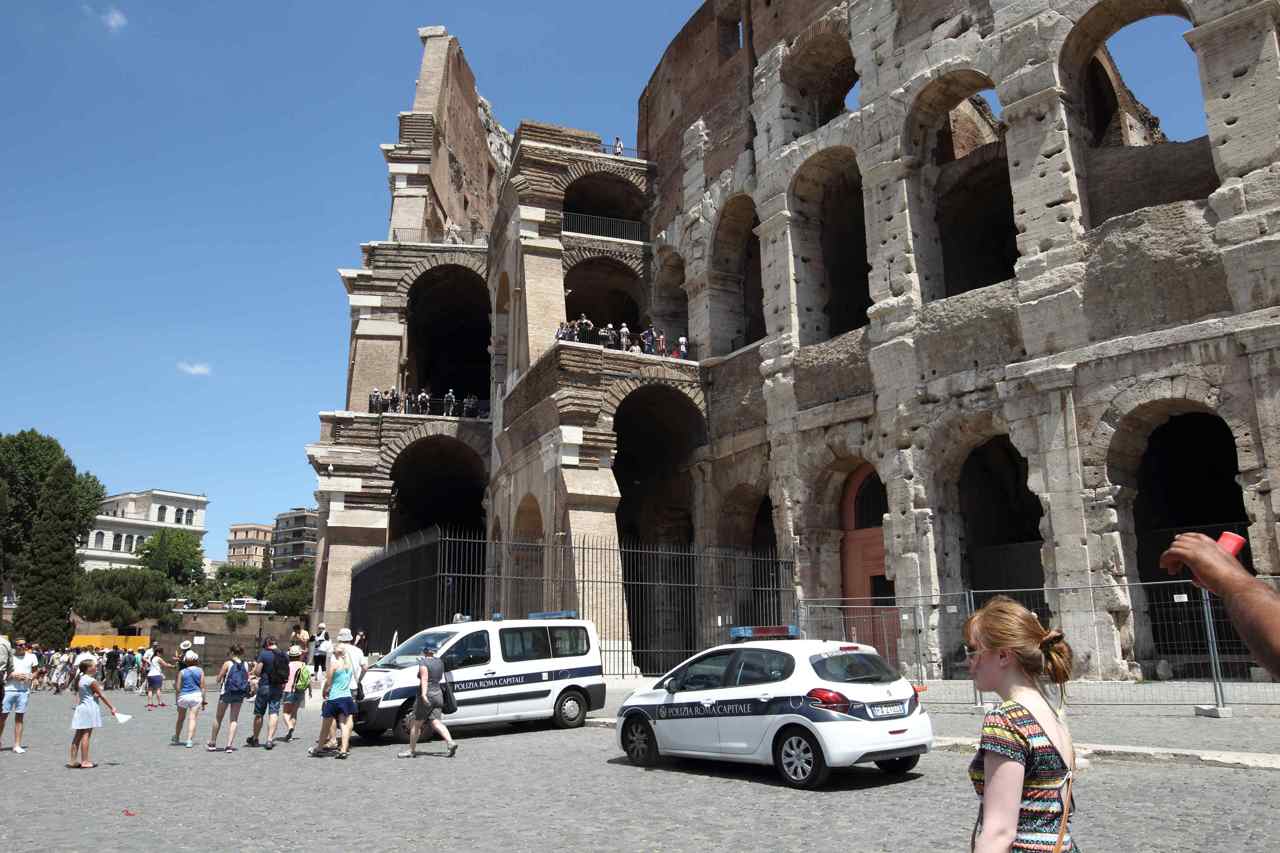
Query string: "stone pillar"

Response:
xmin=347 ymin=318 xmax=404 ymax=411
xmin=387 ymin=161 xmax=433 ymax=241
xmin=799 ymin=527 xmax=845 ymax=639
xmin=314 ymin=491 xmax=388 ymax=633
xmin=880 ymin=447 xmax=945 ymax=678
xmin=757 ymin=204 xmax=803 ymax=344
xmin=519 ymin=240 xmax=566 ymax=368
xmin=704 ymin=272 xmax=748 ymax=356
xmin=861 ymin=159 xmax=923 ymax=346
xmin=1237 ymin=326 xmax=1280 ymax=577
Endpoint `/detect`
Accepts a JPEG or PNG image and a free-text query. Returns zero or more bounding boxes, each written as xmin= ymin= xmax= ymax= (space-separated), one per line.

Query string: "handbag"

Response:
xmin=440 ymin=680 xmax=457 ymax=715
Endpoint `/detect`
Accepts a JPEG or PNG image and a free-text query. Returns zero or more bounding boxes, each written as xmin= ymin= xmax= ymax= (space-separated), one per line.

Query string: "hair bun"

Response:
xmin=1039 ymin=628 xmax=1065 ymax=651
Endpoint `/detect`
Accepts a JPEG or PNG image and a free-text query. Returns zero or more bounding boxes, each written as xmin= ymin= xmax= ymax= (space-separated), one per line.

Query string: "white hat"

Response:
xmin=183 ymin=651 xmax=199 ymax=663
xmin=179 ymin=640 xmax=192 ymax=651
xmin=336 ymin=628 xmax=354 ymax=642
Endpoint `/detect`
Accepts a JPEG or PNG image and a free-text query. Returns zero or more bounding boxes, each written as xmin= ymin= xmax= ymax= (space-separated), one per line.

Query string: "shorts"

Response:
xmin=147 ymin=675 xmax=163 ymax=689
xmin=177 ymin=693 xmax=203 ymax=710
xmin=220 ymin=691 xmax=247 ymax=706
xmin=321 ymin=697 xmax=356 ymax=719
xmin=283 ymin=690 xmax=304 ymax=706
xmin=254 ymin=684 xmax=284 ymax=716
xmin=413 ymin=696 xmax=442 ymax=722
xmin=2 ymin=688 xmax=30 ymax=714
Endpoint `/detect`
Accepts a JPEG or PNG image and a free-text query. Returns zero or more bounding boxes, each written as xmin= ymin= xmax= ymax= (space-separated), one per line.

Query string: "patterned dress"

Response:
xmin=968 ymin=700 xmax=1077 ymax=852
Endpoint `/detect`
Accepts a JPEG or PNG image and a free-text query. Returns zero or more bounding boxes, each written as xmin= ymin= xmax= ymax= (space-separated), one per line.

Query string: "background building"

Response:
xmin=270 ymin=507 xmax=318 ymax=573
xmin=79 ymin=489 xmax=208 ymax=571
xmin=226 ymin=523 xmax=273 ymax=568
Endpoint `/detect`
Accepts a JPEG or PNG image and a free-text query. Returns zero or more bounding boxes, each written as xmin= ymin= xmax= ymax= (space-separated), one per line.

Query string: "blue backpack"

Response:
xmin=225 ymin=660 xmax=249 ymax=694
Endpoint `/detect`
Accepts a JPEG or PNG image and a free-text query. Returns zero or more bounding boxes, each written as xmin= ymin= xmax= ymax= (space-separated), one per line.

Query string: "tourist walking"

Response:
xmin=207 ymin=645 xmax=250 ymax=753
xmin=68 ymin=658 xmax=118 ymax=769
xmin=145 ymin=646 xmax=173 ymax=709
xmin=171 ymin=652 xmax=206 ymax=748
xmin=310 ymin=645 xmax=355 ymax=759
xmin=964 ymin=596 xmax=1076 ymax=853
xmin=398 ymin=642 xmax=458 ymax=759
xmin=280 ymin=644 xmax=312 ymax=743
xmin=1 ymin=638 xmax=37 ymax=753
xmin=312 ymin=624 xmax=330 ymax=677
xmin=247 ymin=637 xmax=289 ymax=749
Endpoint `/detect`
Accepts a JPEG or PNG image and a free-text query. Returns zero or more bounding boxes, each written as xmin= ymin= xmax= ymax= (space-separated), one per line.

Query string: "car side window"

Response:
xmin=443 ymin=631 xmax=490 ymax=670
xmin=499 ymin=627 xmax=551 ymax=662
xmin=730 ymin=649 xmax=794 ymax=687
xmin=676 ymin=651 xmax=734 ymax=692
xmin=549 ymin=626 xmax=590 ymax=658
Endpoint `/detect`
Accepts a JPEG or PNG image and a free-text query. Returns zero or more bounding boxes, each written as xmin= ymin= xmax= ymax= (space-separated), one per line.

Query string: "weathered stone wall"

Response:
xmin=793 ymin=328 xmax=873 ymax=411
xmin=706 ymin=344 xmax=768 ymax=436
xmin=1084 ymin=138 xmax=1220 ymax=226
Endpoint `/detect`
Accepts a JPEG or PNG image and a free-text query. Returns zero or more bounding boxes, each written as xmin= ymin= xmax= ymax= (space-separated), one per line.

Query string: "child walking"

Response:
xmin=172 ymin=651 xmax=206 ymax=748
xmin=69 ymin=658 xmax=117 ymax=769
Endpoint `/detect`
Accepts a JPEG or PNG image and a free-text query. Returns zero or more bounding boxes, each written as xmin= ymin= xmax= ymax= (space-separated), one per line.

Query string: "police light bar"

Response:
xmin=729 ymin=625 xmax=801 ymax=640
xmin=528 ymin=610 xmax=578 ymax=620
xmin=491 ymin=613 xmax=504 ymax=621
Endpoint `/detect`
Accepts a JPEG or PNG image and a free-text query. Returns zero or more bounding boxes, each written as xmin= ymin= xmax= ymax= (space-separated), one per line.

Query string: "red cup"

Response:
xmin=1217 ymin=532 xmax=1246 ymax=557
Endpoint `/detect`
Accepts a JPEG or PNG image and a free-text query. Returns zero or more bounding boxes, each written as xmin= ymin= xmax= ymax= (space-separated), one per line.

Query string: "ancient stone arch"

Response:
xmin=561 ymin=245 xmax=645 ymax=279
xmin=394 ymin=252 xmax=489 ymax=302
xmin=377 ymin=422 xmax=491 ymax=479
xmin=553 ymin=160 xmax=648 ymax=201
xmin=598 ymin=372 xmax=707 ymax=427
xmin=901 ymin=66 xmax=999 ymax=162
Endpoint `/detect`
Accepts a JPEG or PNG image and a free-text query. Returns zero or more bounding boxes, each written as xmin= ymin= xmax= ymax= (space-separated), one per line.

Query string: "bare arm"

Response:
xmin=90 ymin=679 xmax=117 ymax=717
xmin=974 ymin=753 xmax=1024 ymax=853
xmin=419 ymin=664 xmax=430 ymax=703
xmin=1161 ymin=533 xmax=1280 ymax=677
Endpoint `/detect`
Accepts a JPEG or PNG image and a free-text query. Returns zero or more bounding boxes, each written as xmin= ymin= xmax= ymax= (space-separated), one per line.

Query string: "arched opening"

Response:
xmin=614 ymin=384 xmax=707 ymax=673
xmin=650 ymin=249 xmax=690 ymax=347
xmin=562 ymin=172 xmax=647 ymax=241
xmin=781 ymin=31 xmax=859 ymax=138
xmin=1123 ymin=412 xmax=1253 ymax=673
xmin=510 ymin=494 xmax=546 ymax=619
xmin=564 ymin=258 xmax=643 ymax=338
xmin=907 ymin=74 xmax=1018 ymax=301
xmin=709 ymin=195 xmax=766 ymax=356
xmin=406 ymin=265 xmax=491 ymax=409
xmin=1060 ymin=5 xmax=1218 ymax=227
xmin=789 ymin=146 xmax=870 ymax=343
xmin=958 ymin=436 xmax=1046 ymax=617
xmin=388 ymin=436 xmax=486 ymax=542
xmin=837 ymin=466 xmax=896 ymax=655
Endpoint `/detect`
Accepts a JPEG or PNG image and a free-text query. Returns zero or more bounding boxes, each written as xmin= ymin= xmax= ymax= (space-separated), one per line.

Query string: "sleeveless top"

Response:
xmin=179 ymin=665 xmax=202 ymax=694
xmin=328 ymin=665 xmax=352 ymax=700
xmin=969 ymin=700 xmax=1077 ymax=852
xmin=77 ymin=675 xmax=97 ymax=705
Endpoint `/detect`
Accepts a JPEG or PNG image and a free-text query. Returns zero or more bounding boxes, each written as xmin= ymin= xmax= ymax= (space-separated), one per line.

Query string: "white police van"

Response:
xmin=615 ymin=625 xmax=933 ymax=788
xmin=355 ymin=613 xmax=606 ymax=741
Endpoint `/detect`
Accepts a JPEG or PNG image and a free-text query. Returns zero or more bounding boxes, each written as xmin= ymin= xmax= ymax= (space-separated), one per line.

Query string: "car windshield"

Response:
xmin=810 ymin=651 xmax=900 ymax=684
xmin=376 ymin=631 xmax=457 ymax=669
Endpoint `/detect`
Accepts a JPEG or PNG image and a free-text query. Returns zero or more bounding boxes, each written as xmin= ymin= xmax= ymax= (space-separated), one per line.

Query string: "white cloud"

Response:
xmin=82 ymin=4 xmax=127 ymax=33
xmin=177 ymin=361 xmax=211 ymax=377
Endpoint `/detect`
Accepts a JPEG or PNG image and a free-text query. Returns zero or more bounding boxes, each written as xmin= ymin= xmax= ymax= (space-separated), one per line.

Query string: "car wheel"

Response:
xmin=622 ymin=716 xmax=659 ymax=767
xmin=353 ymin=725 xmax=385 ymax=742
xmin=875 ymin=755 xmax=920 ymax=775
xmin=393 ymin=704 xmax=413 ymax=744
xmin=774 ymin=728 xmax=830 ymax=789
xmin=553 ymin=690 xmax=587 ymax=729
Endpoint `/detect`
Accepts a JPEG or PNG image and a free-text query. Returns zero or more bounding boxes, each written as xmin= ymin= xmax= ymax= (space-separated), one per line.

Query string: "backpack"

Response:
xmin=269 ymin=650 xmax=290 ymax=687
xmin=225 ymin=660 xmax=249 ymax=694
xmin=293 ymin=664 xmax=312 ymax=693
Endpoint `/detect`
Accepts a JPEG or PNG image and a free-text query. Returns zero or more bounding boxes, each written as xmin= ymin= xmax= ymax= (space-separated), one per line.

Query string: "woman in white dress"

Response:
xmin=69 ymin=659 xmax=117 ymax=769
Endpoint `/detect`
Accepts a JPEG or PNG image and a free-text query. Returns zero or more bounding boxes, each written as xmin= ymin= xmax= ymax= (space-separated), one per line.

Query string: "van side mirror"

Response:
xmin=664 ymin=680 xmax=678 ymax=694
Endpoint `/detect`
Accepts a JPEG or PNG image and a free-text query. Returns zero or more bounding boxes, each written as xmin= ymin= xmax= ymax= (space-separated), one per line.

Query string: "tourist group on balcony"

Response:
xmin=368 ymin=387 xmax=482 ymax=418
xmin=556 ymin=314 xmax=689 ymax=359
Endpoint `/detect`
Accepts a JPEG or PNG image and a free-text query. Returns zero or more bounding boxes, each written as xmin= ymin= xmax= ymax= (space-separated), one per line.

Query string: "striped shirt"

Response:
xmin=969 ymin=700 xmax=1077 ymax=852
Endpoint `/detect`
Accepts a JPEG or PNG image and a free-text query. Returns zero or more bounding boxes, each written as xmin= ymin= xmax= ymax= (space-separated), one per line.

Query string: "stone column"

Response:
xmin=757 ymin=204 xmax=803 ymax=344
xmin=800 ymin=527 xmax=845 ymax=639
xmin=1236 ymin=326 xmax=1280 ymax=577
xmin=347 ymin=317 xmax=405 ymax=412
xmin=704 ymin=272 xmax=748 ymax=356
xmin=519 ymin=239 xmax=566 ymax=368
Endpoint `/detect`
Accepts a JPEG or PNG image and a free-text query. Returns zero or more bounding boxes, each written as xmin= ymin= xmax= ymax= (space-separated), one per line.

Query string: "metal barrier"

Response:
xmin=562 ymin=212 xmax=647 ymax=242
xmin=800 ymin=577 xmax=1280 ymax=710
xmin=369 ymin=398 xmax=491 ymax=419
xmin=349 ymin=529 xmax=795 ymax=678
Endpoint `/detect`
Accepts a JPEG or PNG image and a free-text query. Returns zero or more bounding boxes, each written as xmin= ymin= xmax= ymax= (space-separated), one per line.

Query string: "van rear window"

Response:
xmin=549 ymin=626 xmax=590 ymax=658
xmin=500 ymin=627 xmax=551 ymax=662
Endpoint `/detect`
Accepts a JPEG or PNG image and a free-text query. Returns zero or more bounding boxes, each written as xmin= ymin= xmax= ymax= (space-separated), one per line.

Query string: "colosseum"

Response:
xmin=306 ymin=1 xmax=1280 ymax=683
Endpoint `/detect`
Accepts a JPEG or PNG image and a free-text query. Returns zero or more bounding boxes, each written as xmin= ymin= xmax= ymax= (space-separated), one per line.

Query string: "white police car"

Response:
xmin=355 ymin=615 xmax=606 ymax=741
xmin=615 ymin=625 xmax=932 ymax=788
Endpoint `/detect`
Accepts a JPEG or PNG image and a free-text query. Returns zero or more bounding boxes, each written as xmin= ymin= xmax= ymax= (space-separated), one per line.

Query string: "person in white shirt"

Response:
xmin=1 ymin=638 xmax=38 ymax=753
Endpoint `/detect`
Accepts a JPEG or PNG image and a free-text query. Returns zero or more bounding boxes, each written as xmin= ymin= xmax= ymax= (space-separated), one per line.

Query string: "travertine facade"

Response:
xmin=310 ymin=3 xmax=1280 ymax=679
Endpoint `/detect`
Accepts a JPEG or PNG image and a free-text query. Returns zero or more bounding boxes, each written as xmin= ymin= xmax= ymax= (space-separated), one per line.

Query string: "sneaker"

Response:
xmin=263 ymin=740 xmax=274 ymax=751
xmin=245 ymin=737 xmax=259 ymax=747
xmin=206 ymin=744 xmax=219 ymax=752
xmin=447 ymin=743 xmax=458 ymax=758
xmin=13 ymin=745 xmax=25 ymax=754
xmin=397 ymin=750 xmax=418 ymax=759
xmin=225 ymin=746 xmax=236 ymax=753
xmin=184 ymin=741 xmax=193 ymax=749
xmin=170 ymin=736 xmax=180 ymax=746
xmin=282 ymin=729 xmax=293 ymax=743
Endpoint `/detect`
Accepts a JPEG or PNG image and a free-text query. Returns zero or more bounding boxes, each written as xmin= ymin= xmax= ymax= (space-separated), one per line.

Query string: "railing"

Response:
xmin=349 ymin=528 xmax=795 ymax=677
xmin=554 ymin=335 xmax=697 ymax=362
xmin=388 ymin=228 xmax=488 ymax=245
xmin=800 ymin=576 xmax=1280 ymax=710
xmin=597 ymin=144 xmax=646 ymax=159
xmin=562 ymin=212 xmax=647 ymax=242
xmin=368 ymin=397 xmax=491 ymax=419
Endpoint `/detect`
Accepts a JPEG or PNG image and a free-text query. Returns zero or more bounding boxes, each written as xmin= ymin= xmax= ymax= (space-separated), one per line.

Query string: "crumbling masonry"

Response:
xmin=308 ymin=3 xmax=1280 ymax=679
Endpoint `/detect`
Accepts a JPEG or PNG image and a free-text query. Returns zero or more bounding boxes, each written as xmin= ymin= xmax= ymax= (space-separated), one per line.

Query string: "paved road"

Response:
xmin=0 ymin=689 xmax=1276 ymax=851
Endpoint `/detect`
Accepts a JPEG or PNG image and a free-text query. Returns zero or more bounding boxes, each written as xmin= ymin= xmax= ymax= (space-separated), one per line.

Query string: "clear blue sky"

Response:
xmin=0 ymin=5 xmax=1204 ymax=559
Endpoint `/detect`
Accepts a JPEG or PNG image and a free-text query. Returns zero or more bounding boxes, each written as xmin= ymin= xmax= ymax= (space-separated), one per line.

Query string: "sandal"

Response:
xmin=206 ymin=743 xmax=218 ymax=752
xmin=66 ymin=763 xmax=80 ymax=769
xmin=80 ymin=763 xmax=97 ymax=769
xmin=335 ymin=751 xmax=349 ymax=759
xmin=225 ymin=746 xmax=236 ymax=753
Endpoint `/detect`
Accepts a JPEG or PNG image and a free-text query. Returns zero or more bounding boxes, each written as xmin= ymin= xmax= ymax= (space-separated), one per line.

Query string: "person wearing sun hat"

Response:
xmin=280 ymin=644 xmax=311 ymax=743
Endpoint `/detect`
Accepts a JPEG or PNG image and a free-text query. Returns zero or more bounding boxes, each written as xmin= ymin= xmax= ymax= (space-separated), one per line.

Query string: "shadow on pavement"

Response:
xmin=604 ymin=755 xmax=924 ymax=791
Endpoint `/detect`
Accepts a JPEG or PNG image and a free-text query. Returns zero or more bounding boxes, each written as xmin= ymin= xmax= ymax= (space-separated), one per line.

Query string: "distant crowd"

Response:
xmin=556 ymin=314 xmax=689 ymax=358
xmin=369 ymin=387 xmax=482 ymax=417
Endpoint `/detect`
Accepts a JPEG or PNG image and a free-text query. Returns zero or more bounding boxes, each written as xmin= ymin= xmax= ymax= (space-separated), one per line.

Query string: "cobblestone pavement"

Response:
xmin=1 ymin=690 xmax=1276 ymax=852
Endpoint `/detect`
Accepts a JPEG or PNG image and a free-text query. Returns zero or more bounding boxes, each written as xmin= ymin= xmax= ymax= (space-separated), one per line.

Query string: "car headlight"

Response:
xmin=363 ymin=675 xmax=392 ymax=697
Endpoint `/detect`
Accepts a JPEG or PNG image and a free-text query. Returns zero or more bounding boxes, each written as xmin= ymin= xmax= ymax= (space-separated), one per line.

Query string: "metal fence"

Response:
xmin=562 ymin=212 xmax=647 ymax=242
xmin=349 ymin=528 xmax=795 ymax=678
xmin=800 ymin=577 xmax=1280 ymax=710
xmin=371 ymin=398 xmax=491 ymax=419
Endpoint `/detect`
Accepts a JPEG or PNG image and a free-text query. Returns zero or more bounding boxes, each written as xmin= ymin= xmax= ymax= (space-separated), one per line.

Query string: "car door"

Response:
xmin=495 ymin=626 xmax=556 ymax=718
xmin=440 ymin=629 xmax=500 ymax=722
xmin=654 ymin=650 xmax=734 ymax=755
xmin=717 ymin=648 xmax=795 ymax=756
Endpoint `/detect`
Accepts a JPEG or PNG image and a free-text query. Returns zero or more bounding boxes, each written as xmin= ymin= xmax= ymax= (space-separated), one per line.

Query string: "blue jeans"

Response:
xmin=254 ymin=684 xmax=283 ymax=716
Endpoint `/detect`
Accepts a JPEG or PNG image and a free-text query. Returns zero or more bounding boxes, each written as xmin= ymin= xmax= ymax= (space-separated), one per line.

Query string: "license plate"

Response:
xmin=870 ymin=702 xmax=905 ymax=718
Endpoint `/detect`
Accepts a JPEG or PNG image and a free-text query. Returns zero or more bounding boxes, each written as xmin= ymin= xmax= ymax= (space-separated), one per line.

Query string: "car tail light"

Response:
xmin=806 ymin=687 xmax=851 ymax=714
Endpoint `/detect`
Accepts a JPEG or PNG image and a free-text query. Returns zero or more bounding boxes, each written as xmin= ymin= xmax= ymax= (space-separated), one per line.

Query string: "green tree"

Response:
xmin=224 ymin=610 xmax=248 ymax=633
xmin=138 ymin=529 xmax=205 ymax=587
xmin=264 ymin=563 xmax=314 ymax=618
xmin=75 ymin=568 xmax=173 ymax=634
xmin=14 ymin=459 xmax=83 ymax=646
xmin=218 ymin=563 xmax=264 ymax=599
xmin=0 ymin=430 xmax=104 ymax=588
